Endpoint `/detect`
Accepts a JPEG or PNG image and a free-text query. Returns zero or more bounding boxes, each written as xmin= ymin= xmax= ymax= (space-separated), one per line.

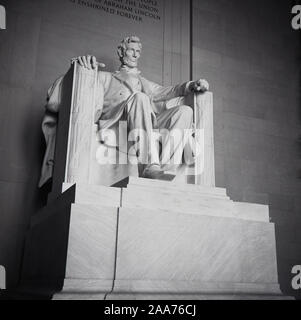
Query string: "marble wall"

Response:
xmin=192 ymin=0 xmax=301 ymax=298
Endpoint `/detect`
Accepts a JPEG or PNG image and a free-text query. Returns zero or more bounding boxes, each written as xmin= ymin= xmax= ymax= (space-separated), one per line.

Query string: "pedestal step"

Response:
xmin=63 ymin=183 xmax=121 ymax=207
xmin=54 ymin=293 xmax=291 ymax=300
xmin=63 ymin=180 xmax=270 ymax=223
xmin=128 ymin=177 xmax=229 ymax=198
xmin=53 ymin=279 xmax=289 ymax=300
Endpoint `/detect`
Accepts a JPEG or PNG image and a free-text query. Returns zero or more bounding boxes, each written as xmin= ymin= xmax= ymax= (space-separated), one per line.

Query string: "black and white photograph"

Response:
xmin=0 ymin=0 xmax=300 ymax=304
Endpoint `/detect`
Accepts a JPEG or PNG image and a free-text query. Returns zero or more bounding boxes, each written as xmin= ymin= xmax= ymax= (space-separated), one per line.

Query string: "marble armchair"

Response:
xmin=40 ymin=63 xmax=215 ymax=199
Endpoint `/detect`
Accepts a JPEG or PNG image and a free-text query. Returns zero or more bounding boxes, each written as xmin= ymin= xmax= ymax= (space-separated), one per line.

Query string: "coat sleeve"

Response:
xmin=144 ymin=78 xmax=192 ymax=103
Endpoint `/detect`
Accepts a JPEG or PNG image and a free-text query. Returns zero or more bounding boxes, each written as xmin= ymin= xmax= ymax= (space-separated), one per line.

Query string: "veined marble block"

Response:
xmin=65 ymin=204 xmax=118 ymax=281
xmin=115 ymin=207 xmax=278 ymax=286
xmin=53 ymin=203 xmax=119 ymax=299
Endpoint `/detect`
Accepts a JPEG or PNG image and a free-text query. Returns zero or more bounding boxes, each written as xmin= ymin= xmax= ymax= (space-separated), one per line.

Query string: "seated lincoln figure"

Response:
xmin=39 ymin=36 xmax=209 ymax=186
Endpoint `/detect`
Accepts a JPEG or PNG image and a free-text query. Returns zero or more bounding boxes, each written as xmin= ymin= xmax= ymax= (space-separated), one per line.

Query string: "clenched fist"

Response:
xmin=189 ymin=79 xmax=210 ymax=93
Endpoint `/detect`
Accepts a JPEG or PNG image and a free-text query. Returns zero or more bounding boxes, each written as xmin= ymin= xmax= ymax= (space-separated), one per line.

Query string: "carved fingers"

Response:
xmin=91 ymin=56 xmax=97 ymax=69
xmin=76 ymin=56 xmax=84 ymax=67
xmin=93 ymin=55 xmax=106 ymax=69
xmin=86 ymin=55 xmax=92 ymax=69
xmin=97 ymin=62 xmax=106 ymax=68
xmin=72 ymin=55 xmax=106 ymax=70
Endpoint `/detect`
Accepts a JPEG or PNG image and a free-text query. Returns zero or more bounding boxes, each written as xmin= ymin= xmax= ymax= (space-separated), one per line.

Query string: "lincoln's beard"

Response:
xmin=122 ymin=56 xmax=138 ymax=69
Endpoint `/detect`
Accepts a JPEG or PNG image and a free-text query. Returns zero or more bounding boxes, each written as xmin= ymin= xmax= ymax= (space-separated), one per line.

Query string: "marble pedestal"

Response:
xmin=50 ymin=177 xmax=287 ymax=300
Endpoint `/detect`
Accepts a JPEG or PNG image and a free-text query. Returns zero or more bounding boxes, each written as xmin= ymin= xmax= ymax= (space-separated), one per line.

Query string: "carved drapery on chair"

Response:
xmin=42 ymin=62 xmax=215 ymax=201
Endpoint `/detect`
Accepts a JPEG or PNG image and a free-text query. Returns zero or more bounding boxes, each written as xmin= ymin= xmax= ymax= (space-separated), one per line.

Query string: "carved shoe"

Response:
xmin=142 ymin=165 xmax=165 ymax=180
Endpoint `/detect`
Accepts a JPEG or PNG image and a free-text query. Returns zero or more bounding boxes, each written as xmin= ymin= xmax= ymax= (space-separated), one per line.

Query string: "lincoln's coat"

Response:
xmin=94 ymin=70 xmax=191 ymax=130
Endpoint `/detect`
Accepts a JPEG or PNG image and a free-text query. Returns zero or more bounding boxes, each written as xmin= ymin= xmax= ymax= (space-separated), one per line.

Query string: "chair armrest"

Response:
xmin=193 ymin=91 xmax=215 ymax=187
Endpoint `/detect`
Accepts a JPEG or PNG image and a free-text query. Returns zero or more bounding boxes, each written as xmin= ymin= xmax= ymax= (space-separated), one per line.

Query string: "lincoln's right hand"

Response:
xmin=72 ymin=55 xmax=106 ymax=70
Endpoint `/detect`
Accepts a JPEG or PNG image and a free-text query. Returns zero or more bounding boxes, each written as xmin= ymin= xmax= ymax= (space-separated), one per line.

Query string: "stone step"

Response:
xmin=63 ymin=183 xmax=121 ymax=207
xmin=63 ymin=181 xmax=270 ymax=222
xmin=62 ymin=182 xmax=233 ymax=217
xmin=122 ymin=186 xmax=236 ymax=219
xmin=105 ymin=293 xmax=292 ymax=300
xmin=122 ymin=191 xmax=270 ymax=222
xmin=128 ymin=177 xmax=228 ymax=198
xmin=234 ymin=202 xmax=270 ymax=223
xmin=109 ymin=280 xmax=282 ymax=295
xmin=52 ymin=279 xmax=290 ymax=300
xmin=53 ymin=292 xmax=292 ymax=300
xmin=128 ymin=179 xmax=276 ymax=222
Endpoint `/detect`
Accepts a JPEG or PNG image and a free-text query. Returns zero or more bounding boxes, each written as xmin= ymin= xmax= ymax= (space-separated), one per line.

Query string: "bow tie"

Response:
xmin=118 ymin=66 xmax=141 ymax=75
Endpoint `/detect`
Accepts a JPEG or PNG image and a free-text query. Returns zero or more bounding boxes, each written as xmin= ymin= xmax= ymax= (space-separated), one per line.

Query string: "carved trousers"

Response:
xmin=126 ymin=92 xmax=193 ymax=171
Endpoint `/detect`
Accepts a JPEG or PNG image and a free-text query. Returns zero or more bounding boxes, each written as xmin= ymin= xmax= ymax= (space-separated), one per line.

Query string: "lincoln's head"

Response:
xmin=117 ymin=36 xmax=142 ymax=69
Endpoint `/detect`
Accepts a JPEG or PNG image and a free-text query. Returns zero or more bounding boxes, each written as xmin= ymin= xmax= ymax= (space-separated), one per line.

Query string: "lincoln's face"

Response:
xmin=122 ymin=42 xmax=141 ymax=68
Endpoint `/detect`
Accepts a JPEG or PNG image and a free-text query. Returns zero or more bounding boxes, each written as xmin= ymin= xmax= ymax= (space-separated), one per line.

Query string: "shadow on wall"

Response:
xmin=298 ymin=15 xmax=301 ymax=171
xmin=298 ymin=135 xmax=301 ymax=179
xmin=272 ymin=29 xmax=301 ymax=300
xmin=274 ymin=226 xmax=301 ymax=300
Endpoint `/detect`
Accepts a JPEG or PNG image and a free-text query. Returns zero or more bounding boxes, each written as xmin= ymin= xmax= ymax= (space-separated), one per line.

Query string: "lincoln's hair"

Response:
xmin=117 ymin=36 xmax=142 ymax=62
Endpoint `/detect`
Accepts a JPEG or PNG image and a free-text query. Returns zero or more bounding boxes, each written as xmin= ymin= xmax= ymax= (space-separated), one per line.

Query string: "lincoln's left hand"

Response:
xmin=189 ymin=79 xmax=210 ymax=93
